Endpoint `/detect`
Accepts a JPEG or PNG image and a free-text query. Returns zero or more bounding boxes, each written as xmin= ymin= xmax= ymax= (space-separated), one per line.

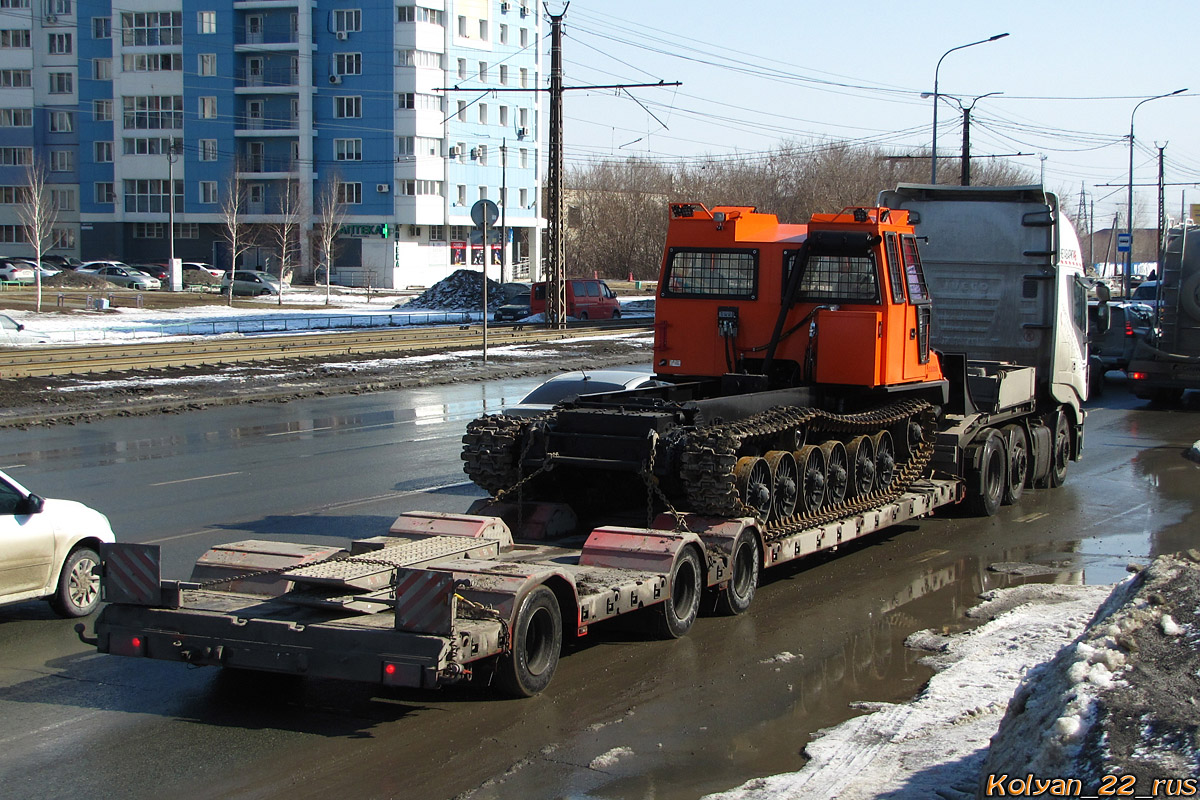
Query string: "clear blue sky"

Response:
xmin=553 ymin=0 xmax=1198 ymax=230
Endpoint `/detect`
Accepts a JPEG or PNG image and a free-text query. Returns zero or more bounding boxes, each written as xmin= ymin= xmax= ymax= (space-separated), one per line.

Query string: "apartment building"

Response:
xmin=0 ymin=0 xmax=543 ymax=287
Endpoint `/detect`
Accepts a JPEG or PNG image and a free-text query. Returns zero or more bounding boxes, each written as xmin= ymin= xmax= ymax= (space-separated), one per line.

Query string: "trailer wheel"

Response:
xmin=496 ymin=586 xmax=562 ymax=698
xmin=965 ymin=430 xmax=1005 ymax=516
xmin=715 ymin=531 xmax=760 ymax=616
xmin=654 ymin=547 xmax=702 ymax=639
xmin=1001 ymin=424 xmax=1028 ymax=505
xmin=1048 ymin=412 xmax=1070 ymax=488
xmin=845 ymin=435 xmax=876 ymax=498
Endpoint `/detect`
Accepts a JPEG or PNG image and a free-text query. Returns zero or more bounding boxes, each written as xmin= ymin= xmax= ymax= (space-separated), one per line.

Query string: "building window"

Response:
xmin=132 ymin=222 xmax=164 ymax=238
xmin=0 ymin=0 xmax=30 ymax=6
xmin=457 ymin=58 xmax=466 ymax=80
xmin=457 ymin=101 xmax=466 ymax=122
xmin=397 ymin=49 xmax=441 ymax=68
xmin=198 ymin=53 xmax=216 ymax=76
xmin=457 ymin=15 xmax=466 ymax=37
xmin=0 ymin=187 xmax=23 ymax=204
xmin=121 ymin=11 xmax=181 ymax=46
xmin=123 ymin=53 xmax=182 ymax=72
xmin=478 ymin=103 xmax=487 ymax=124
xmin=399 ymin=179 xmax=442 ymax=196
xmin=396 ymin=92 xmax=440 ymax=111
xmin=334 ymin=53 xmax=361 ymax=75
xmin=519 ymin=67 xmax=528 ymax=89
xmin=519 ymin=188 xmax=528 ymax=207
xmin=499 ymin=105 xmax=508 ymax=127
xmin=94 ymin=141 xmax=113 ymax=162
xmin=477 ymin=144 xmax=487 ymax=165
xmin=429 ymin=225 xmax=445 ymax=241
xmin=46 ymin=0 xmax=71 ymax=16
xmin=123 ymin=136 xmax=179 ymax=155
xmin=337 ymin=182 xmax=361 ymax=204
xmin=50 ymin=188 xmax=74 ymax=211
xmin=50 ymin=150 xmax=73 ymax=171
xmin=93 ymin=99 xmax=113 ymax=121
xmin=200 ymin=181 xmax=217 ymax=203
xmin=397 ymin=6 xmax=442 ymax=25
xmin=0 ymin=69 xmax=31 ymax=87
xmin=95 ymin=182 xmax=114 ymax=204
xmin=124 ymin=178 xmax=180 ymax=212
xmin=520 ymin=27 xmax=528 ymax=47
xmin=199 ymin=139 xmax=217 ymax=161
xmin=48 ymin=32 xmax=72 ymax=54
xmin=478 ymin=19 xmax=487 ymax=40
xmin=0 ymin=147 xmax=33 ymax=165
xmin=519 ymin=107 xmax=529 ymax=128
xmin=333 ymin=9 xmax=360 ymax=32
xmin=334 ymin=138 xmax=361 ymax=161
xmin=92 ymin=16 xmax=110 ymax=38
xmin=499 ymin=65 xmax=509 ymax=86
xmin=123 ymin=96 xmax=184 ymax=130
xmin=456 ymin=185 xmax=466 ymax=205
xmin=175 ymin=222 xmax=199 ymax=239
xmin=50 ymin=228 xmax=76 ymax=250
xmin=478 ymin=186 xmax=487 ymax=201
xmin=499 ymin=23 xmax=508 ymax=44
xmin=49 ymin=72 xmax=72 ymax=94
xmin=334 ymin=95 xmax=361 ymax=118
xmin=0 ymin=30 xmax=32 ymax=48
xmin=199 ymin=96 xmax=217 ymax=119
xmin=0 ymin=108 xmax=32 ymax=127
xmin=197 ymin=10 xmax=216 ymax=33
xmin=49 ymin=111 xmax=73 ymax=132
xmin=92 ymin=58 xmax=111 ymax=79
xmin=478 ymin=61 xmax=487 ymax=82
xmin=0 ymin=225 xmax=29 ymax=243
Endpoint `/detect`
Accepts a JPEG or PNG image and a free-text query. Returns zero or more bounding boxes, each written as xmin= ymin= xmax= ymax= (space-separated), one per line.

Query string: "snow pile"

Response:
xmin=704 ymin=581 xmax=1113 ymax=800
xmin=401 ymin=269 xmax=503 ymax=311
xmin=981 ymin=553 xmax=1200 ymax=794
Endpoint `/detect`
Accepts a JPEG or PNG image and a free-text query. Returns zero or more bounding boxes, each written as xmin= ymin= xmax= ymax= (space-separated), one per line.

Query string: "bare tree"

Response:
xmin=219 ymin=169 xmax=252 ymax=306
xmin=268 ymin=177 xmax=303 ymax=307
xmin=17 ymin=160 xmax=58 ymax=313
xmin=314 ymin=175 xmax=347 ymax=306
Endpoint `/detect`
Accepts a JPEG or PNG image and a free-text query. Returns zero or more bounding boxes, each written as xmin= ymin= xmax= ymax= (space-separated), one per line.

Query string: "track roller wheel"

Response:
xmin=654 ymin=546 xmax=703 ymax=638
xmin=845 ymin=435 xmax=876 ymax=498
xmin=820 ymin=440 xmax=849 ymax=507
xmin=764 ymin=450 xmax=798 ymax=521
xmin=734 ymin=456 xmax=773 ymax=523
xmin=794 ymin=445 xmax=826 ymax=513
xmin=1001 ymin=424 xmax=1028 ymax=505
xmin=872 ymin=430 xmax=896 ymax=490
xmin=714 ymin=529 xmax=760 ymax=616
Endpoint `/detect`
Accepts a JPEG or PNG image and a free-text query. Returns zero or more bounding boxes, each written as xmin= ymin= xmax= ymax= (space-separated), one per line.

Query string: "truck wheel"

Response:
xmin=654 ymin=547 xmax=702 ymax=639
xmin=578 ymin=311 xmax=588 ymax=320
xmin=496 ymin=586 xmax=562 ymax=697
xmin=1048 ymin=412 xmax=1070 ymax=488
xmin=612 ymin=310 xmax=621 ymax=319
xmin=965 ymin=430 xmax=1005 ymax=516
xmin=715 ymin=531 xmax=759 ymax=616
xmin=49 ymin=546 xmax=102 ymax=618
xmin=1001 ymin=424 xmax=1028 ymax=505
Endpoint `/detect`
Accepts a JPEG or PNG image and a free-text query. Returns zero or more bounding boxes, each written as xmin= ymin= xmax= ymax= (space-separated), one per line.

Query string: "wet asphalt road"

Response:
xmin=0 ymin=377 xmax=1196 ymax=800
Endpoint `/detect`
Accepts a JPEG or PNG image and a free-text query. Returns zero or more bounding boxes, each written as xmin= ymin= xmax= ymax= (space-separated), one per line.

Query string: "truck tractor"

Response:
xmin=1127 ymin=221 xmax=1200 ymax=401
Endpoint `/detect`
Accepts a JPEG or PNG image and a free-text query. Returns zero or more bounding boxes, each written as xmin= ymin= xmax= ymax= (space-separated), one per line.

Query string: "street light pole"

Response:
xmin=930 ymin=33 xmax=1008 ymax=184
xmin=167 ymin=140 xmax=181 ymax=291
xmin=1125 ymin=88 xmax=1186 ymax=298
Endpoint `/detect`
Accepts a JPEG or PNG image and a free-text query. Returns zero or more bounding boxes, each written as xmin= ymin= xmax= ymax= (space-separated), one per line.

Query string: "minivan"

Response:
xmin=529 ymin=279 xmax=620 ymax=320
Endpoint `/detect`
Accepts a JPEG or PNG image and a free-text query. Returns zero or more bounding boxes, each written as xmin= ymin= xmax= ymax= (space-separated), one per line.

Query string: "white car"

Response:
xmin=0 ymin=313 xmax=49 ymax=345
xmin=0 ymin=260 xmax=36 ymax=284
xmin=0 ymin=469 xmax=116 ymax=617
xmin=77 ymin=260 xmax=131 ymax=274
xmin=89 ymin=265 xmax=161 ymax=290
xmin=504 ymin=369 xmax=667 ymax=417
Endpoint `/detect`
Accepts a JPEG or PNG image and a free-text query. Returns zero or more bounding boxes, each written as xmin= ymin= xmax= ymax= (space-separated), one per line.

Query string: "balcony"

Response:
xmin=236 ymin=155 xmax=297 ymax=180
xmin=234 ymin=116 xmax=301 ymax=136
xmin=235 ymin=66 xmax=302 ymax=92
xmin=234 ymin=32 xmax=301 ymax=50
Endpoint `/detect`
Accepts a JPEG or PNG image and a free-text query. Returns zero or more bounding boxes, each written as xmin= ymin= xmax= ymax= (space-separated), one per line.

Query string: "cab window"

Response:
xmin=662 ymin=248 xmax=757 ymax=299
xmin=797 ymin=253 xmax=878 ymax=303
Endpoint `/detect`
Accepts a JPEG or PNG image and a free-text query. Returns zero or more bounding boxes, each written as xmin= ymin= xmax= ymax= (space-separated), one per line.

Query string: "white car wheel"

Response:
xmin=50 ymin=547 xmax=102 ymax=618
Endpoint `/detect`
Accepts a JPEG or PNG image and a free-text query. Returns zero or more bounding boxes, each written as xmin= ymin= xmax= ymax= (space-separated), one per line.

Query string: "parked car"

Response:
xmin=1130 ymin=280 xmax=1161 ymax=308
xmin=0 ymin=468 xmax=115 ymax=617
xmin=78 ymin=260 xmax=131 ymax=274
xmin=1088 ymin=301 xmax=1154 ymax=391
xmin=39 ymin=255 xmax=81 ymax=270
xmin=221 ymin=270 xmax=284 ymax=296
xmin=87 ymin=265 xmax=161 ymax=290
xmin=529 ymin=279 xmax=621 ymax=320
xmin=0 ymin=259 xmax=36 ymax=284
xmin=129 ymin=263 xmax=170 ymax=281
xmin=183 ymin=262 xmax=222 ymax=278
xmin=504 ymin=369 xmax=664 ymax=417
xmin=494 ymin=292 xmax=532 ymax=321
xmin=0 ymin=313 xmax=49 ymax=345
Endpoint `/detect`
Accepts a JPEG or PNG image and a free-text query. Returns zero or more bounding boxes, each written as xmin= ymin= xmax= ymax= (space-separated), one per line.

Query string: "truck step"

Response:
xmin=283 ymin=535 xmax=500 ymax=591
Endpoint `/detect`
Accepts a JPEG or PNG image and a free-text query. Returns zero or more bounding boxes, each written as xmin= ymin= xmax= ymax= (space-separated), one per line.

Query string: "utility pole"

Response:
xmin=1157 ymin=144 xmax=1167 ymax=270
xmin=167 ymin=141 xmax=181 ymax=291
xmin=438 ymin=5 xmax=678 ymax=329
xmin=960 ymin=104 xmax=971 ymax=186
xmin=501 ymin=139 xmax=508 ymax=285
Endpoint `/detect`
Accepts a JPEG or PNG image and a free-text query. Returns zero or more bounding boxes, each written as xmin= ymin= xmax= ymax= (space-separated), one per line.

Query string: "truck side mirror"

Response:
xmin=1092 ymin=302 xmax=1111 ymax=336
xmin=1094 ymin=282 xmax=1111 ymax=303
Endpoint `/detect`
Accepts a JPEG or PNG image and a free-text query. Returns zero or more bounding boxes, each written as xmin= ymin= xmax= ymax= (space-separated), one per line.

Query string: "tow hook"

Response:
xmin=73 ymin=623 xmax=98 ymax=646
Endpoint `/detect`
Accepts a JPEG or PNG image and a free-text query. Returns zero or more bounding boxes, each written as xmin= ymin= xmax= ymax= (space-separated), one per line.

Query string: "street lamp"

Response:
xmin=1124 ymin=88 xmax=1187 ymax=299
xmin=922 ymin=91 xmax=1002 ymax=185
xmin=930 ymin=33 xmax=1009 ymax=184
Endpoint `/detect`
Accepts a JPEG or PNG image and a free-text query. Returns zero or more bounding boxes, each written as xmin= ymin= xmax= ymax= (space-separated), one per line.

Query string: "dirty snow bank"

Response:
xmin=704 ymin=581 xmax=1115 ymax=800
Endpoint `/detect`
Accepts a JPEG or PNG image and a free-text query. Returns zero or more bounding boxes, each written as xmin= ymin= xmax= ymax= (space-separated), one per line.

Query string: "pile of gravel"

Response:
xmin=403 ymin=269 xmax=503 ymax=310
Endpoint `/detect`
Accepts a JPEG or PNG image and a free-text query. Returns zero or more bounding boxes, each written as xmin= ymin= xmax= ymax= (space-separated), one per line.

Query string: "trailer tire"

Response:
xmin=1001 ymin=424 xmax=1028 ymax=506
xmin=965 ymin=430 xmax=1005 ymax=516
xmin=496 ymin=586 xmax=562 ymax=698
xmin=655 ymin=546 xmax=703 ymax=639
xmin=715 ymin=531 xmax=760 ymax=616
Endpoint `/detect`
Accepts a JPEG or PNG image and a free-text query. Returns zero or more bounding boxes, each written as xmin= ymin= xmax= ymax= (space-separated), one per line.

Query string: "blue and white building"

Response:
xmin=0 ymin=0 xmax=543 ymax=287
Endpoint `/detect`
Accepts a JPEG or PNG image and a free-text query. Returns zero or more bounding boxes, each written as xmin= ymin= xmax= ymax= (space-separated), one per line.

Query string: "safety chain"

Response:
xmin=641 ymin=430 xmax=691 ymax=533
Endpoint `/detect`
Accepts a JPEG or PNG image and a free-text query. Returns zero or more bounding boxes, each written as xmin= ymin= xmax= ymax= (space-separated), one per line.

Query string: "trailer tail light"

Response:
xmin=110 ymin=633 xmax=146 ymax=657
xmin=381 ymin=660 xmax=420 ymax=687
xmin=1128 ymin=371 xmax=1148 ymax=381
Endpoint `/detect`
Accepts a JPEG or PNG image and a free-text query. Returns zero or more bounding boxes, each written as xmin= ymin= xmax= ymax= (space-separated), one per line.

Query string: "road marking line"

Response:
xmin=150 ymin=471 xmax=241 ymax=487
xmin=1015 ymin=512 xmax=1049 ymax=523
xmin=0 ymin=463 xmax=25 ymax=470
